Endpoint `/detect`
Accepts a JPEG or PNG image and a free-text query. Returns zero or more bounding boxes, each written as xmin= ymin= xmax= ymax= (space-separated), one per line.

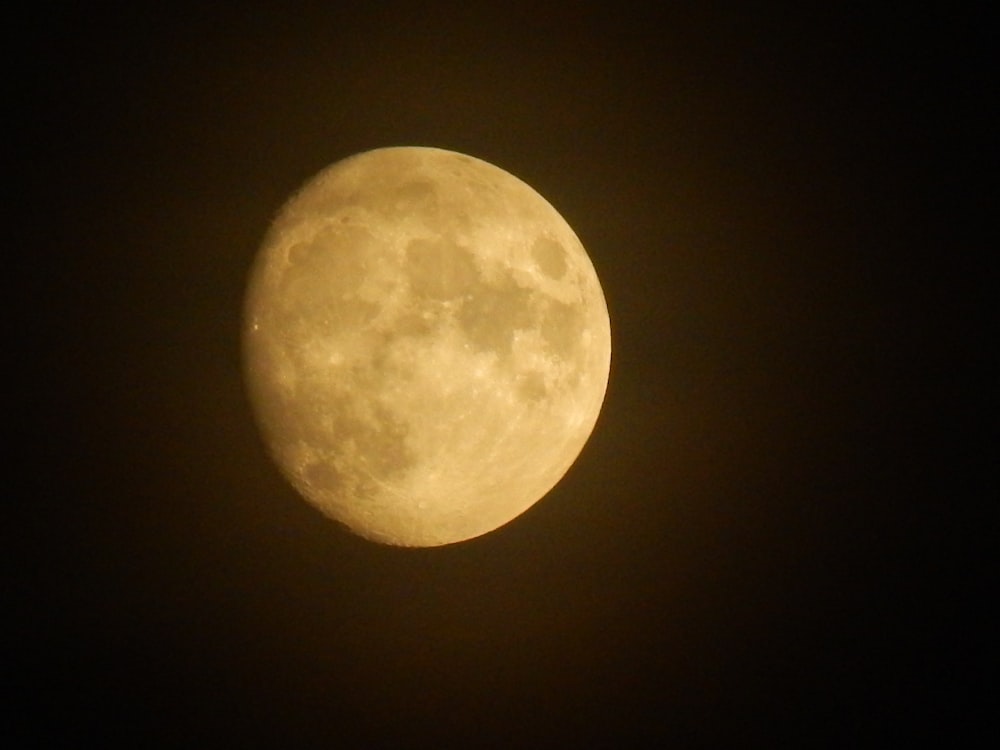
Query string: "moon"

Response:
xmin=242 ymin=146 xmax=611 ymax=546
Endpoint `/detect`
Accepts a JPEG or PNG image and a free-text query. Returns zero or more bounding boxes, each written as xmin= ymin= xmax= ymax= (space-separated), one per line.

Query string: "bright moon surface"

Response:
xmin=243 ymin=147 xmax=611 ymax=546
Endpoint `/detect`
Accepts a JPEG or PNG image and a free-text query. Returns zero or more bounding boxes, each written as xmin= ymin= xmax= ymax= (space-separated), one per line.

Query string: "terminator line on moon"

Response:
xmin=243 ymin=147 xmax=611 ymax=546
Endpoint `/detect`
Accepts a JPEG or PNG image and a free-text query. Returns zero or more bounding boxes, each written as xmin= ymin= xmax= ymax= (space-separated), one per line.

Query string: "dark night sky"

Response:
xmin=12 ymin=3 xmax=989 ymax=746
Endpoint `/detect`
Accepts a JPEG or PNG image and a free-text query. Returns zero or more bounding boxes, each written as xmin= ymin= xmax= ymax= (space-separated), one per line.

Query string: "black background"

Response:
xmin=12 ymin=3 xmax=989 ymax=746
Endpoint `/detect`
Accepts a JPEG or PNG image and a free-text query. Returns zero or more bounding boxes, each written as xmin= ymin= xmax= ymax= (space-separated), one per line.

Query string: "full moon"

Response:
xmin=243 ymin=147 xmax=611 ymax=546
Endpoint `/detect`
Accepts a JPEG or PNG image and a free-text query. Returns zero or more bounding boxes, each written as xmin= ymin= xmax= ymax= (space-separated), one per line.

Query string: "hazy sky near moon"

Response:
xmin=13 ymin=3 xmax=988 ymax=746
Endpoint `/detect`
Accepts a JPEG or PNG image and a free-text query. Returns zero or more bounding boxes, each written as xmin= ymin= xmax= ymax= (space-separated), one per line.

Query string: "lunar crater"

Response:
xmin=532 ymin=235 xmax=569 ymax=278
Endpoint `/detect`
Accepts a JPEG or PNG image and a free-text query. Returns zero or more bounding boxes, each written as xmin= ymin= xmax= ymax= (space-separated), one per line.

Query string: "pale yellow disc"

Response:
xmin=243 ymin=147 xmax=611 ymax=546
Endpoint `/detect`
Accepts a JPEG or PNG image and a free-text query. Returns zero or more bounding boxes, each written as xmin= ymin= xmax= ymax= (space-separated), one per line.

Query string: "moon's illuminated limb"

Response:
xmin=243 ymin=147 xmax=610 ymax=546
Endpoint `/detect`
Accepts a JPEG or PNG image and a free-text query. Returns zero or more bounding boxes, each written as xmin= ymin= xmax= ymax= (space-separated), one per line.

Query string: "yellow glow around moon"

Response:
xmin=243 ymin=147 xmax=611 ymax=546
